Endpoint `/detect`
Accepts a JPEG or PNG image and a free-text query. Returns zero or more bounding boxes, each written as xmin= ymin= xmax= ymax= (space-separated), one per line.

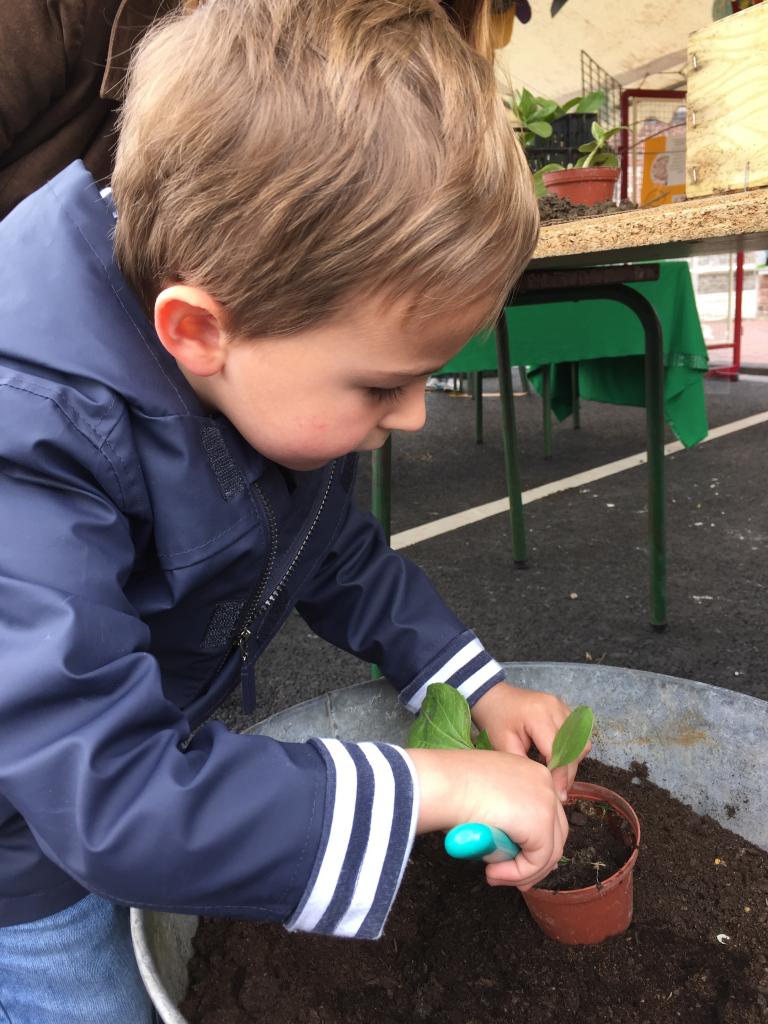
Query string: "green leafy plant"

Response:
xmin=409 ymin=686 xmax=594 ymax=867
xmin=408 ymin=682 xmax=493 ymax=751
xmin=503 ymin=88 xmax=604 ymax=148
xmin=408 ymin=683 xmax=594 ymax=771
xmin=533 ymin=120 xmax=625 ymax=196
xmin=538 ymin=120 xmax=623 ymax=172
xmin=546 ymin=704 xmax=594 ymax=770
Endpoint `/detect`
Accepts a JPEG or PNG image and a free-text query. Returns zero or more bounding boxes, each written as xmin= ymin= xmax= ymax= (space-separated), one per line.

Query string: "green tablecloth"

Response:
xmin=439 ymin=261 xmax=709 ymax=448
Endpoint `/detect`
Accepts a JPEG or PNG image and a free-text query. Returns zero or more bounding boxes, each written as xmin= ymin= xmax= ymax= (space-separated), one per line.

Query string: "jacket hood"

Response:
xmin=0 ymin=160 xmax=204 ymax=418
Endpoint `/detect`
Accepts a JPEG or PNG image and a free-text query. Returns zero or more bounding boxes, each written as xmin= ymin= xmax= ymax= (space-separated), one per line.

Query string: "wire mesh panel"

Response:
xmin=622 ymin=93 xmax=687 ymax=206
xmin=580 ymin=51 xmax=622 ymax=127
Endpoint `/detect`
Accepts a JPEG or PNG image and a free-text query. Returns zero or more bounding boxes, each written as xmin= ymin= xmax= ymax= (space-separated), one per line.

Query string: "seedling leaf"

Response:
xmin=535 ymin=99 xmax=560 ymax=119
xmin=475 ymin=729 xmax=493 ymax=751
xmin=558 ymin=96 xmax=581 ymax=115
xmin=547 ymin=705 xmax=594 ymax=771
xmin=407 ymin=683 xmax=474 ymax=750
xmin=528 ymin=120 xmax=554 ymax=139
xmin=575 ymin=90 xmax=605 ymax=114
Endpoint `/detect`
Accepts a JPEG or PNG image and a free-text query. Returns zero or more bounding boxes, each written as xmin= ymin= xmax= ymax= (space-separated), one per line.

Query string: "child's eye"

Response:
xmin=368 ymin=386 xmax=405 ymax=402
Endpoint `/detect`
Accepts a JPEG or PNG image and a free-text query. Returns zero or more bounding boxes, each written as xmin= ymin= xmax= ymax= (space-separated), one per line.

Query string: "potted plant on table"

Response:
xmin=408 ymin=683 xmax=641 ymax=945
xmin=534 ymin=119 xmax=624 ymax=207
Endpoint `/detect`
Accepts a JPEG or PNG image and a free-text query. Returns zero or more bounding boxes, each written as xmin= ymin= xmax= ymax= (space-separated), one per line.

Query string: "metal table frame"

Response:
xmin=371 ymin=262 xmax=669 ymax=631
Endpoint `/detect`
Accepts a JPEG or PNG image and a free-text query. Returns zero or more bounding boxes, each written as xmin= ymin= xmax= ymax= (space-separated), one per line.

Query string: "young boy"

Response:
xmin=0 ymin=2 xmax=584 ymax=1020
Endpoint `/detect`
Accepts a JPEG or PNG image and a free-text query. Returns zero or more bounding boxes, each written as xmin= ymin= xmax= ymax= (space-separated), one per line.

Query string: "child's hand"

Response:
xmin=407 ymin=747 xmax=568 ymax=890
xmin=469 ymin=683 xmax=591 ymax=802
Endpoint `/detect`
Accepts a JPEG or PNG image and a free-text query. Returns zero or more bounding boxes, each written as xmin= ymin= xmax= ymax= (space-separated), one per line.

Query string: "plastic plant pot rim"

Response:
xmin=527 ymin=781 xmax=640 ymax=904
xmin=542 ymin=166 xmax=620 ymax=185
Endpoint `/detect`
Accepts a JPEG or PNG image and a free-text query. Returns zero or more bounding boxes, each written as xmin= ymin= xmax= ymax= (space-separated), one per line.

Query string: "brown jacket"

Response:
xmin=0 ymin=0 xmax=175 ymax=218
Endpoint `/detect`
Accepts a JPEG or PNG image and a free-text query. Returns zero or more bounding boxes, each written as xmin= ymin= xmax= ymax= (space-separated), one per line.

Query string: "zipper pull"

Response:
xmin=238 ymin=627 xmax=256 ymax=714
xmin=238 ymin=626 xmax=251 ymax=661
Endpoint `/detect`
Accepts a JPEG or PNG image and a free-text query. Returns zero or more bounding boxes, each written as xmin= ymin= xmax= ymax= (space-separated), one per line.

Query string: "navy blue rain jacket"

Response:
xmin=0 ymin=163 xmax=505 ymax=937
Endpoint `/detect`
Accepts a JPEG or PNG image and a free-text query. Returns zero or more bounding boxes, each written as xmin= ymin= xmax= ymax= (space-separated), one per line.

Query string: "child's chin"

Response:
xmin=274 ymin=452 xmax=337 ymax=471
xmin=275 ymin=442 xmax=372 ymax=471
xmin=357 ymin=434 xmax=390 ymax=454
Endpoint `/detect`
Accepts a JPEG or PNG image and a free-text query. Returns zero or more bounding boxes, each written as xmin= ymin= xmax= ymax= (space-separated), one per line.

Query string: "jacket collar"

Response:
xmin=0 ymin=160 xmax=206 ymax=419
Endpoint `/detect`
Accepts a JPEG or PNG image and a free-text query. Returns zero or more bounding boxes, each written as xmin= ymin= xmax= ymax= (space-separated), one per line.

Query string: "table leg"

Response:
xmin=512 ymin=280 xmax=666 ymax=629
xmin=542 ymin=365 xmax=553 ymax=459
xmin=518 ymin=365 xmax=531 ymax=394
xmin=371 ymin=436 xmax=392 ymax=544
xmin=495 ymin=314 xmax=527 ymax=567
xmin=571 ymin=361 xmax=580 ymax=430
xmin=643 ymin=310 xmax=667 ymax=632
xmin=474 ymin=371 xmax=484 ymax=444
xmin=371 ymin=437 xmax=393 ymax=678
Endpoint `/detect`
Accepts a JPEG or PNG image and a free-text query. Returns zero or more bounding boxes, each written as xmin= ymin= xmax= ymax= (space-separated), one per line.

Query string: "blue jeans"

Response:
xmin=0 ymin=894 xmax=157 ymax=1024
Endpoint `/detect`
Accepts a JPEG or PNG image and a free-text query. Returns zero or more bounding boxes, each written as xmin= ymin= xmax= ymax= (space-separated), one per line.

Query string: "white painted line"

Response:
xmin=390 ymin=411 xmax=768 ymax=551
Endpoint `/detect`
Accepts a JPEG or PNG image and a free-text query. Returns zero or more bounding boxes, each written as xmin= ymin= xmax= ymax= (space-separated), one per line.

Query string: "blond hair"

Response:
xmin=112 ymin=0 xmax=537 ymax=336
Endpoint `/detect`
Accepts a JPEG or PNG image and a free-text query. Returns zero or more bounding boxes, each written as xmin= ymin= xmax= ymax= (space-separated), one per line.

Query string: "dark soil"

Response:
xmin=538 ymin=193 xmax=638 ymax=223
xmin=537 ymin=798 xmax=632 ymax=891
xmin=180 ymin=759 xmax=768 ymax=1024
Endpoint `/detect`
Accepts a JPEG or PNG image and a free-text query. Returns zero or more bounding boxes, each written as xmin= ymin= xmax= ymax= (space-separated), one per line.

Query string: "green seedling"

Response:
xmin=503 ymin=88 xmax=605 ymax=149
xmin=408 ymin=683 xmax=593 ymax=768
xmin=546 ymin=704 xmax=594 ymax=770
xmin=533 ymin=120 xmax=626 ymax=196
xmin=411 ymin=685 xmax=594 ymax=865
xmin=407 ymin=682 xmax=492 ymax=751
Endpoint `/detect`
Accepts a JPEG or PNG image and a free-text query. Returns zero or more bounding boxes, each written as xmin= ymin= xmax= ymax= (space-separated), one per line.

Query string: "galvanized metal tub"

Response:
xmin=131 ymin=663 xmax=768 ymax=1022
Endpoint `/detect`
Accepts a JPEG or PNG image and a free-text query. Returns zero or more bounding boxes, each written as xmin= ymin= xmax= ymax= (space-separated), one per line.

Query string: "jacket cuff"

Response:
xmin=285 ymin=740 xmax=418 ymax=940
xmin=399 ymin=629 xmax=506 ymax=713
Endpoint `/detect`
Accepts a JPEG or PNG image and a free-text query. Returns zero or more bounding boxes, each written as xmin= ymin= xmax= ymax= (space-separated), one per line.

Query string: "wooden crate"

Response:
xmin=686 ymin=2 xmax=768 ymax=197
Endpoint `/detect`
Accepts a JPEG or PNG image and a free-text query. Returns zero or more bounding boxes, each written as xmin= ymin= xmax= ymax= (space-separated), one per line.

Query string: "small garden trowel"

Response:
xmin=444 ymin=823 xmax=520 ymax=863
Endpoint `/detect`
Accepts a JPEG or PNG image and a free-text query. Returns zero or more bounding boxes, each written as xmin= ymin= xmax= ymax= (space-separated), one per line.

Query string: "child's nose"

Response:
xmin=380 ymin=386 xmax=427 ymax=433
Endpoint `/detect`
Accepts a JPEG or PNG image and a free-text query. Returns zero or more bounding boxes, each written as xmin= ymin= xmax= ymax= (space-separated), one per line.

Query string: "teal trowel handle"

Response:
xmin=444 ymin=823 xmax=521 ymax=863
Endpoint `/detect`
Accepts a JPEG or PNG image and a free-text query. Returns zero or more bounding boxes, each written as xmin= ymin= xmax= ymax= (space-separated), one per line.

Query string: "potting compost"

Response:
xmin=180 ymin=759 xmax=767 ymax=1023
xmin=538 ymin=193 xmax=638 ymax=224
xmin=536 ymin=797 xmax=631 ymax=891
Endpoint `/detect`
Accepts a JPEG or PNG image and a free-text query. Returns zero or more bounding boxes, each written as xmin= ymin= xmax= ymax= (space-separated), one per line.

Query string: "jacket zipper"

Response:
xmin=205 ymin=479 xmax=277 ymax=708
xmin=214 ymin=462 xmax=337 ymax=710
xmin=242 ymin=461 xmax=337 ymax=644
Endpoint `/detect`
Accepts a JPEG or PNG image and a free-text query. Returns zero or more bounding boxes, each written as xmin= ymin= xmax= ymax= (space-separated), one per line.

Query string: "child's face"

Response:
xmin=162 ymin=290 xmax=495 ymax=471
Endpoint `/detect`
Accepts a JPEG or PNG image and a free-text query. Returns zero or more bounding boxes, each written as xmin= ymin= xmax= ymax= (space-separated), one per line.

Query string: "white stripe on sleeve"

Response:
xmin=288 ymin=738 xmax=357 ymax=933
xmin=405 ymin=636 xmax=483 ymax=711
xmin=332 ymin=742 xmax=395 ymax=937
xmin=457 ymin=657 xmax=504 ymax=701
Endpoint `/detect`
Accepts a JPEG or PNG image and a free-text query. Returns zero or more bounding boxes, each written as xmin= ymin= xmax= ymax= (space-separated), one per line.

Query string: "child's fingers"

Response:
xmin=550 ymin=736 xmax=592 ymax=799
xmin=485 ymin=842 xmax=561 ymax=890
xmin=549 ymin=764 xmax=571 ymax=801
xmin=485 ymin=800 xmax=568 ymax=889
xmin=485 ymin=854 xmax=553 ymax=889
xmin=565 ymin=736 xmax=592 ymax=790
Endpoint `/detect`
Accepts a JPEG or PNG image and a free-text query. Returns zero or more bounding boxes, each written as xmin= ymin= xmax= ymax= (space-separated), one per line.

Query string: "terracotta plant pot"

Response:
xmin=542 ymin=166 xmax=620 ymax=207
xmin=521 ymin=781 xmax=640 ymax=945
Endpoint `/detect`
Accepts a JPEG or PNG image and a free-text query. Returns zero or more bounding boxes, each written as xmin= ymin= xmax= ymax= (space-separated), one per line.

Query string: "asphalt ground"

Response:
xmin=218 ymin=372 xmax=768 ymax=732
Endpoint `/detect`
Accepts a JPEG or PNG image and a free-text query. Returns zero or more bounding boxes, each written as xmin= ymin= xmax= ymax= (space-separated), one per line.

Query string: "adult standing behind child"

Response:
xmin=0 ymin=0 xmax=179 ymax=219
xmin=0 ymin=2 xmax=585 ymax=1022
xmin=0 ymin=1 xmax=488 ymax=218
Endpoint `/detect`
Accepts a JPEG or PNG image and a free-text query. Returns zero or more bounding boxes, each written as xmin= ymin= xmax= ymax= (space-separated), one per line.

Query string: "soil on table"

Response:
xmin=181 ymin=760 xmax=768 ymax=1024
xmin=538 ymin=193 xmax=638 ymax=224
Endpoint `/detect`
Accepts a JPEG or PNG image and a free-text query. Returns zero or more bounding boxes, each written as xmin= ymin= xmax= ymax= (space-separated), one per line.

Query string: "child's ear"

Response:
xmin=154 ymin=286 xmax=228 ymax=377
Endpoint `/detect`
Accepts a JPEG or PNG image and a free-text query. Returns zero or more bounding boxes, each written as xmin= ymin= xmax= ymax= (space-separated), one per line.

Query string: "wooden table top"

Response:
xmin=531 ymin=188 xmax=768 ymax=269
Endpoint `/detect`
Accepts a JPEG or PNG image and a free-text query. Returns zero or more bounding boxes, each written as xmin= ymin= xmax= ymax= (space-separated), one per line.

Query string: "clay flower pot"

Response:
xmin=521 ymin=781 xmax=640 ymax=945
xmin=542 ymin=166 xmax=620 ymax=207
